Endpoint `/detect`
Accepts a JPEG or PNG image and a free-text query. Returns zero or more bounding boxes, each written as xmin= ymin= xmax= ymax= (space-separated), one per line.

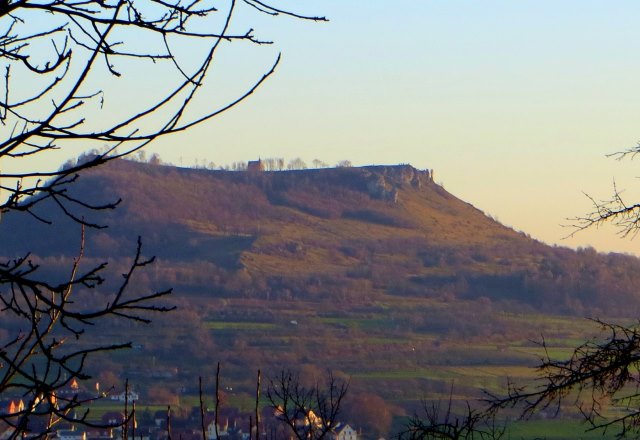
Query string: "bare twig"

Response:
xmin=486 ymin=319 xmax=640 ymax=438
xmin=266 ymin=370 xmax=348 ymax=440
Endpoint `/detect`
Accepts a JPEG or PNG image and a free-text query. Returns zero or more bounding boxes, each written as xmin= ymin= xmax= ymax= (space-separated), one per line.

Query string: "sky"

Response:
xmin=9 ymin=1 xmax=640 ymax=255
xmin=146 ymin=1 xmax=640 ymax=255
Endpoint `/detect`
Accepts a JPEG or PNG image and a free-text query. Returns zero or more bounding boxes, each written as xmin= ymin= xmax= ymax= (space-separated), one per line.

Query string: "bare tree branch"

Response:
xmin=486 ymin=319 xmax=640 ymax=438
xmin=0 ymin=0 xmax=324 ymax=436
xmin=266 ymin=370 xmax=348 ymax=440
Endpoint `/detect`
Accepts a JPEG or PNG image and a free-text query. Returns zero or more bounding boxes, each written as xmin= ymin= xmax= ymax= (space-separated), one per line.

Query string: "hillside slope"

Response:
xmin=2 ymin=159 xmax=640 ymax=409
xmin=3 ymin=159 xmax=638 ymax=315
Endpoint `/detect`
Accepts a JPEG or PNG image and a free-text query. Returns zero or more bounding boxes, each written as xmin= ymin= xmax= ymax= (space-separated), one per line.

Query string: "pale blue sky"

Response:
xmin=10 ymin=1 xmax=640 ymax=254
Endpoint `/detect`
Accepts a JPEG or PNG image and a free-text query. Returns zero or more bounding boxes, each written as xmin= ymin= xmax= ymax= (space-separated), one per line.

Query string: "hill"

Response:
xmin=4 ymin=159 xmax=639 ymax=314
xmin=2 ymin=159 xmax=640 ymax=415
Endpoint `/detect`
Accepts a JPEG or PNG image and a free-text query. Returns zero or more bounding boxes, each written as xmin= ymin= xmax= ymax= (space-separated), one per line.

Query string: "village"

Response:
xmin=0 ymin=380 xmax=361 ymax=440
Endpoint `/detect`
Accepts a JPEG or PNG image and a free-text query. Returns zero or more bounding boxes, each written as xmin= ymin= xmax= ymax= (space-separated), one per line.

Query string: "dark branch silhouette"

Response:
xmin=399 ymin=386 xmax=504 ymax=440
xmin=486 ymin=319 xmax=640 ymax=438
xmin=266 ymin=370 xmax=348 ymax=440
xmin=0 ymin=0 xmax=325 ymax=217
xmin=567 ymin=143 xmax=640 ymax=238
xmin=0 ymin=0 xmax=324 ymax=437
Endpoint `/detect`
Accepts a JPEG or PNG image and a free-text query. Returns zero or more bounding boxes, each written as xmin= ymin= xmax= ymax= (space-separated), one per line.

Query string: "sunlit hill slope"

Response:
xmin=2 ymin=159 xmax=640 ymax=409
xmin=5 ymin=159 xmax=639 ymax=316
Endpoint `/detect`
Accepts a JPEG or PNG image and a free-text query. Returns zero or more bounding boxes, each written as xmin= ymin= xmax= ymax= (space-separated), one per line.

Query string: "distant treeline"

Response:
xmin=58 ymin=148 xmax=354 ymax=172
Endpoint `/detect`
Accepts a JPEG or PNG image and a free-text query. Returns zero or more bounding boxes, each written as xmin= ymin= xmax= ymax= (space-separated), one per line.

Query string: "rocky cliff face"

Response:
xmin=360 ymin=165 xmax=433 ymax=202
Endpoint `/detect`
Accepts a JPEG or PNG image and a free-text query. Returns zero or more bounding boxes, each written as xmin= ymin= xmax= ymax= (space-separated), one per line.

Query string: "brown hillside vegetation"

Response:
xmin=6 ymin=159 xmax=638 ymax=315
xmin=2 ymin=159 xmax=640 ymax=412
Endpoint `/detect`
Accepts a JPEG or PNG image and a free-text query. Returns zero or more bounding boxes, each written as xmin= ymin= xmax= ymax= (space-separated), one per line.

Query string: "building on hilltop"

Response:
xmin=247 ymin=159 xmax=263 ymax=173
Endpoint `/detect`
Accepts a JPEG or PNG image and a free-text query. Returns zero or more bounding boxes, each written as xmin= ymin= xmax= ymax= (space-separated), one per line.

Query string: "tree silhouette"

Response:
xmin=400 ymin=388 xmax=504 ymax=440
xmin=484 ymin=149 xmax=640 ymax=437
xmin=266 ymin=370 xmax=348 ymax=440
xmin=484 ymin=319 xmax=640 ymax=438
xmin=569 ymin=146 xmax=640 ymax=238
xmin=0 ymin=1 xmax=323 ymax=437
xmin=405 ymin=148 xmax=640 ymax=438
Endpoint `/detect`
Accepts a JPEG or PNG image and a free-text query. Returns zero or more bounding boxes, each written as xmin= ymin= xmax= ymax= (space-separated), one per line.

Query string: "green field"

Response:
xmin=204 ymin=321 xmax=277 ymax=330
xmin=505 ymin=419 xmax=610 ymax=440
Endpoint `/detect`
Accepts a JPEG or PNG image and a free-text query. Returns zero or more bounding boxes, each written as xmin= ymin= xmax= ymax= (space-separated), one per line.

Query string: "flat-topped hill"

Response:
xmin=2 ymin=159 xmax=640 ymax=409
xmin=4 ymin=159 xmax=637 ymax=315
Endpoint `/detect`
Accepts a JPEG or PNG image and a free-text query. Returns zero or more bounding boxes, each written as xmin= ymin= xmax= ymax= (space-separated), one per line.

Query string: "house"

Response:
xmin=101 ymin=412 xmax=125 ymax=427
xmin=58 ymin=378 xmax=80 ymax=397
xmin=330 ymin=424 xmax=357 ymax=440
xmin=122 ymin=428 xmax=150 ymax=440
xmin=57 ymin=429 xmax=87 ymax=440
xmin=205 ymin=414 xmax=230 ymax=440
xmin=110 ymin=391 xmax=139 ymax=403
xmin=7 ymin=399 xmax=24 ymax=415
xmin=247 ymin=160 xmax=263 ymax=173
xmin=303 ymin=410 xmax=322 ymax=429
xmin=153 ymin=410 xmax=167 ymax=428
xmin=85 ymin=429 xmax=114 ymax=440
xmin=171 ymin=429 xmax=202 ymax=440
